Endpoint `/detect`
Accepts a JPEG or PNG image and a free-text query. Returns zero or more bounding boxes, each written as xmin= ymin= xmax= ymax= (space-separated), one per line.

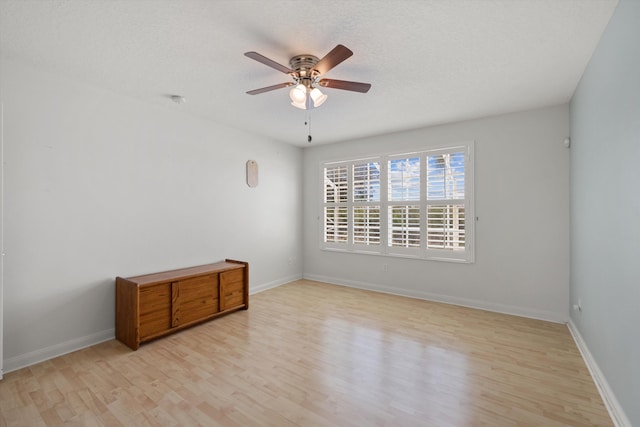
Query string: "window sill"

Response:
xmin=320 ymin=246 xmax=474 ymax=264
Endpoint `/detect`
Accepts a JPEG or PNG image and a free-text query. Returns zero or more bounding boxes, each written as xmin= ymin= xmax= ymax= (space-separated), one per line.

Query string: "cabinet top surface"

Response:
xmin=118 ymin=261 xmax=246 ymax=286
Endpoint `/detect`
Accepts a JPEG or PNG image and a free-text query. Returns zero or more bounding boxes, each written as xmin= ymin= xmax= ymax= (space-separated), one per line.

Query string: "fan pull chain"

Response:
xmin=305 ymin=112 xmax=312 ymax=143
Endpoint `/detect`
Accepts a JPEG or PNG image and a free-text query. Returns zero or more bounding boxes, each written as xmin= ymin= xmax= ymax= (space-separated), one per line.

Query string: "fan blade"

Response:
xmin=318 ymin=79 xmax=371 ymax=93
xmin=246 ymin=82 xmax=294 ymax=95
xmin=314 ymin=44 xmax=353 ymax=75
xmin=244 ymin=51 xmax=293 ymax=74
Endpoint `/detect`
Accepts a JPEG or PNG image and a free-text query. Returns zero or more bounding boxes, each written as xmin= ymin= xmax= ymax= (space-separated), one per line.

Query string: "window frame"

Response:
xmin=320 ymin=141 xmax=475 ymax=263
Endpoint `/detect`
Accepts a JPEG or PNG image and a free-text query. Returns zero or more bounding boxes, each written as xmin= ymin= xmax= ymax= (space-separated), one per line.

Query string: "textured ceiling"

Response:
xmin=0 ymin=0 xmax=618 ymax=146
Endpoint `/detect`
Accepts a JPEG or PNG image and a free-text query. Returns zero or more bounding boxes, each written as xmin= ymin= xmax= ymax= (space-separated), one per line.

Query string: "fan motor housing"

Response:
xmin=290 ymin=54 xmax=320 ymax=78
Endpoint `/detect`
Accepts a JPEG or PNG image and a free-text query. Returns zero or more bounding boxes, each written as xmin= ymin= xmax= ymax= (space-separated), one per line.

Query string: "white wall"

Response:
xmin=1 ymin=102 xmax=4 ymax=377
xmin=0 ymin=58 xmax=303 ymax=372
xmin=303 ymin=105 xmax=570 ymax=322
xmin=570 ymin=0 xmax=639 ymax=424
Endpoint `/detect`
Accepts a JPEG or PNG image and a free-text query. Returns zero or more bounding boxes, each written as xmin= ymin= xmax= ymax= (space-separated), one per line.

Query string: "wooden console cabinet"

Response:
xmin=116 ymin=259 xmax=248 ymax=350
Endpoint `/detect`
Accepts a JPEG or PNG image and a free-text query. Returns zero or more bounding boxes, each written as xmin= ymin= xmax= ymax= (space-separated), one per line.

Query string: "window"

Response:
xmin=352 ymin=161 xmax=380 ymax=246
xmin=321 ymin=142 xmax=474 ymax=262
xmin=323 ymin=165 xmax=348 ymax=243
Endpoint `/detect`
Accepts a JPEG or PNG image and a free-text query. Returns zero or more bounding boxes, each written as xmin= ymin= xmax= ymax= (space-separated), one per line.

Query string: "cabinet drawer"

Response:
xmin=222 ymin=284 xmax=244 ymax=309
xmin=139 ymin=284 xmax=171 ymax=339
xmin=173 ymin=274 xmax=219 ymax=326
xmin=221 ymin=268 xmax=243 ymax=284
xmin=220 ymin=270 xmax=245 ymax=311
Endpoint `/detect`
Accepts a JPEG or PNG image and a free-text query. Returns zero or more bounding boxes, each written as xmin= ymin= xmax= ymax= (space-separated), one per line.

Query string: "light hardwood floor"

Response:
xmin=0 ymin=280 xmax=612 ymax=426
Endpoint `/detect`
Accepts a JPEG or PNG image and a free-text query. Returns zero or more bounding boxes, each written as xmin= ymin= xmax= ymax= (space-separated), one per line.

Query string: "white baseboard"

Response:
xmin=249 ymin=273 xmax=302 ymax=295
xmin=3 ymin=328 xmax=115 ymax=374
xmin=567 ymin=320 xmax=631 ymax=427
xmin=303 ymin=273 xmax=567 ymax=323
xmin=2 ymin=275 xmax=300 ymax=374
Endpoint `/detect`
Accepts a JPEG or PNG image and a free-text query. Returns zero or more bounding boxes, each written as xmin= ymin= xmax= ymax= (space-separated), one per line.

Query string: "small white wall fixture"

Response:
xmin=246 ymin=160 xmax=258 ymax=188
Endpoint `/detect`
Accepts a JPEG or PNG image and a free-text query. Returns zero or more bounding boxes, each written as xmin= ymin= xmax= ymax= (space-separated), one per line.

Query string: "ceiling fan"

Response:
xmin=244 ymin=44 xmax=371 ymax=110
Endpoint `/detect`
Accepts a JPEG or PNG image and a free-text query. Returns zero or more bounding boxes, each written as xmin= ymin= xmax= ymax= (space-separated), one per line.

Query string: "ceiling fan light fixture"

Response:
xmin=310 ymin=88 xmax=327 ymax=107
xmin=289 ymin=84 xmax=307 ymax=103
xmin=244 ymin=45 xmax=370 ymax=110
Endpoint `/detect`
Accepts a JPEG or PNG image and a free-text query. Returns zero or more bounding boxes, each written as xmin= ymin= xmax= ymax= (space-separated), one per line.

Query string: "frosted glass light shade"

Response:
xmin=289 ymin=84 xmax=307 ymax=103
xmin=310 ymin=88 xmax=327 ymax=107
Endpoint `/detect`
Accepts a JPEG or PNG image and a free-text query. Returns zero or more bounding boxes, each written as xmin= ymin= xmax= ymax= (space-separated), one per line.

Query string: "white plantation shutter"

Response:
xmin=320 ymin=142 xmax=473 ymax=262
xmin=353 ymin=206 xmax=380 ymax=245
xmin=353 ymin=162 xmax=380 ymax=202
xmin=352 ymin=161 xmax=381 ymax=246
xmin=323 ymin=166 xmax=349 ymax=245
xmin=388 ymin=157 xmax=421 ymax=201
xmin=426 ymin=151 xmax=466 ymax=250
xmin=324 ymin=206 xmax=348 ymax=243
xmin=324 ymin=166 xmax=348 ymax=203
xmin=426 ymin=152 xmax=465 ymax=200
xmin=388 ymin=156 xmax=421 ymax=248
xmin=389 ymin=205 xmax=420 ymax=247
xmin=426 ymin=205 xmax=465 ymax=249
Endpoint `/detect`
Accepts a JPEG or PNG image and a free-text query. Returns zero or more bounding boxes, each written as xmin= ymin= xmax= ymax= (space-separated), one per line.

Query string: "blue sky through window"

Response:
xmin=353 ymin=162 xmax=380 ymax=202
xmin=427 ymin=152 xmax=465 ymax=200
xmin=389 ymin=157 xmax=420 ymax=201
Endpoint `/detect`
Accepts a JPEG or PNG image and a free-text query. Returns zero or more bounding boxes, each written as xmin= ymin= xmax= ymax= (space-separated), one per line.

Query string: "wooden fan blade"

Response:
xmin=318 ymin=79 xmax=371 ymax=93
xmin=246 ymin=82 xmax=294 ymax=95
xmin=314 ymin=45 xmax=353 ymax=75
xmin=244 ymin=52 xmax=293 ymax=74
